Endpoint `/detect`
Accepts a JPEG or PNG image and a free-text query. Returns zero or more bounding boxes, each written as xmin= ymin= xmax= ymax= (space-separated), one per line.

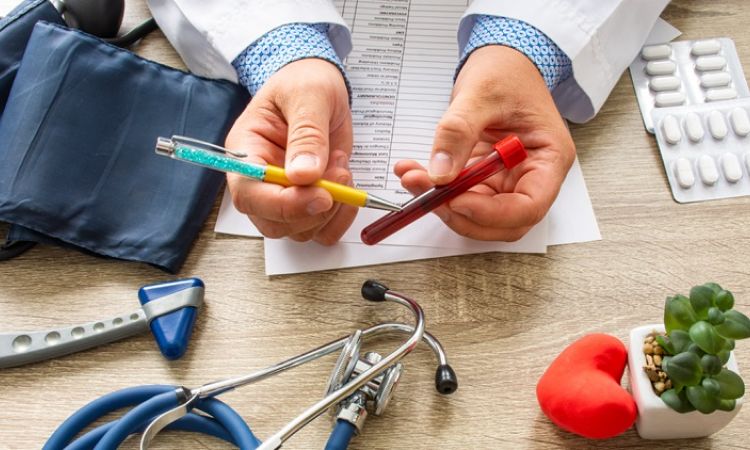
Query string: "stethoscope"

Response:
xmin=44 ymin=280 xmax=458 ymax=450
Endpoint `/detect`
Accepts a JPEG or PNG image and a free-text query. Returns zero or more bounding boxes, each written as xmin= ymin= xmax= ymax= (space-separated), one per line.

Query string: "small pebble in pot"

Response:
xmin=642 ymin=332 xmax=674 ymax=396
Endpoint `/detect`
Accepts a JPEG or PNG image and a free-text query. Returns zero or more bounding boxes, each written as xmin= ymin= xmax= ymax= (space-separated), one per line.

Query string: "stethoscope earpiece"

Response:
xmin=435 ymin=364 xmax=459 ymax=395
xmin=361 ymin=279 xmax=389 ymax=302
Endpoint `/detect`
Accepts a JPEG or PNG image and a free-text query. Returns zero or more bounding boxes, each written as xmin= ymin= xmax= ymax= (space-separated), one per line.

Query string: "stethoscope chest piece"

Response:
xmin=374 ymin=358 xmax=403 ymax=416
xmin=326 ymin=334 xmax=407 ymax=438
xmin=325 ymin=330 xmax=404 ymax=416
xmin=326 ymin=330 xmax=363 ymax=396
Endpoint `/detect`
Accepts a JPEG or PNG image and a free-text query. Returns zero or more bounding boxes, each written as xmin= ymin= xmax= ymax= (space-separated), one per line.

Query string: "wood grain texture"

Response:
xmin=1 ymin=1 xmax=750 ymax=448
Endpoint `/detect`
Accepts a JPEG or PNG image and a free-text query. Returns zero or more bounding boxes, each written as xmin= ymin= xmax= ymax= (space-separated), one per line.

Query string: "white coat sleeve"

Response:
xmin=459 ymin=0 xmax=671 ymax=123
xmin=146 ymin=0 xmax=352 ymax=83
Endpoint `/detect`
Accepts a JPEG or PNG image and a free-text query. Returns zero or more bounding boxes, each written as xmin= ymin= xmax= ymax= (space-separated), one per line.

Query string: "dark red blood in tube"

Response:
xmin=361 ymin=135 xmax=527 ymax=245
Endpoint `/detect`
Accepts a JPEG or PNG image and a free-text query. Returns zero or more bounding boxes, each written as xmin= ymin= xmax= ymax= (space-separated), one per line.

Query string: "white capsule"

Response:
xmin=684 ymin=112 xmax=705 ymax=142
xmin=705 ymin=87 xmax=738 ymax=102
xmin=700 ymin=71 xmax=732 ymax=88
xmin=646 ymin=60 xmax=676 ymax=76
xmin=695 ymin=55 xmax=727 ymax=71
xmin=708 ymin=110 xmax=728 ymax=140
xmin=661 ymin=115 xmax=682 ymax=144
xmin=721 ymin=153 xmax=743 ymax=183
xmin=745 ymin=153 xmax=750 ymax=174
xmin=691 ymin=40 xmax=722 ymax=56
xmin=730 ymin=108 xmax=750 ymax=137
xmin=655 ymin=91 xmax=686 ymax=107
xmin=674 ymin=158 xmax=695 ymax=189
xmin=649 ymin=76 xmax=681 ymax=92
xmin=642 ymin=44 xmax=672 ymax=60
xmin=698 ymin=155 xmax=719 ymax=185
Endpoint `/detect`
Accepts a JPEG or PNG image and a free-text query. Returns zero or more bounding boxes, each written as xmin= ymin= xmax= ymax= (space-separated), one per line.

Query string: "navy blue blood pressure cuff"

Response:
xmin=0 ymin=22 xmax=249 ymax=272
xmin=0 ymin=0 xmax=64 ymax=111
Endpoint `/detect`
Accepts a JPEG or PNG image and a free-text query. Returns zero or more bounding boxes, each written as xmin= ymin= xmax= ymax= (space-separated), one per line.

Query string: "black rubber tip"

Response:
xmin=361 ymin=280 xmax=389 ymax=302
xmin=435 ymin=364 xmax=458 ymax=395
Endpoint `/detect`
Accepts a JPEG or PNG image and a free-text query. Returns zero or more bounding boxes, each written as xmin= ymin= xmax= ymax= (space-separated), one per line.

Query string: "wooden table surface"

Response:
xmin=1 ymin=1 xmax=750 ymax=449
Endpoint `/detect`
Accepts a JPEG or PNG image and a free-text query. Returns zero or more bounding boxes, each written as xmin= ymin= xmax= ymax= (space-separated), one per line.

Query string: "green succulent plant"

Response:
xmin=656 ymin=282 xmax=749 ymax=414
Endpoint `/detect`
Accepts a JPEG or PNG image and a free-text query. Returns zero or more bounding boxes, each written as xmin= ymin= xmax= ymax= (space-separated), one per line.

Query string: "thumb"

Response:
xmin=283 ymin=94 xmax=333 ymax=185
xmin=429 ymin=94 xmax=492 ymax=185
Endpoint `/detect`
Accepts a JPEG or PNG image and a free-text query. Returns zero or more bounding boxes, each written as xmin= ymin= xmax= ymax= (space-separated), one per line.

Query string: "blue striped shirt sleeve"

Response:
xmin=232 ymin=23 xmax=350 ymax=97
xmin=458 ymin=15 xmax=573 ymax=91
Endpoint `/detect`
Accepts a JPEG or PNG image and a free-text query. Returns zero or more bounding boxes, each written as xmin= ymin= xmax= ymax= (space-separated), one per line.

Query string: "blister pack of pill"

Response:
xmin=652 ymin=99 xmax=750 ymax=203
xmin=630 ymin=38 xmax=750 ymax=133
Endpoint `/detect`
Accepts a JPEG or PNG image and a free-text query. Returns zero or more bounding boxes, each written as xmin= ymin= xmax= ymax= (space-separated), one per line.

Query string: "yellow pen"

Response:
xmin=155 ymin=136 xmax=402 ymax=212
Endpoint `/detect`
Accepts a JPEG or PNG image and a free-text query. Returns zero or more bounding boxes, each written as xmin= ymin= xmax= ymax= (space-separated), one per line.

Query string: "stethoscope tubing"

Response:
xmin=64 ymin=411 xmax=235 ymax=450
xmin=44 ymin=385 xmax=261 ymax=450
xmin=45 ymin=385 xmax=173 ymax=449
xmin=325 ymin=420 xmax=357 ymax=450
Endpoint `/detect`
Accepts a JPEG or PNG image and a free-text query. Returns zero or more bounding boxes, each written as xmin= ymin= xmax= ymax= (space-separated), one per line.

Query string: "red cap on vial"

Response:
xmin=493 ymin=135 xmax=527 ymax=169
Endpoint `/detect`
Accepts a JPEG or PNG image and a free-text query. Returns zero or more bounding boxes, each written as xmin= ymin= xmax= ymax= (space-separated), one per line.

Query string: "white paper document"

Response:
xmin=214 ymin=0 xmax=602 ymax=275
xmin=262 ymin=225 xmax=548 ymax=275
xmin=644 ymin=18 xmax=682 ymax=46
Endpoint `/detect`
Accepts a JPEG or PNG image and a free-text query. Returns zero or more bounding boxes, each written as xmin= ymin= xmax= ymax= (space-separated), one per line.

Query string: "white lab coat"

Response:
xmin=147 ymin=0 xmax=670 ymax=123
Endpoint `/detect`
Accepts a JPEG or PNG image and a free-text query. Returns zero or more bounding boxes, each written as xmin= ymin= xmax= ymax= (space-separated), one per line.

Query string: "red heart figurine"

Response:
xmin=536 ymin=334 xmax=636 ymax=439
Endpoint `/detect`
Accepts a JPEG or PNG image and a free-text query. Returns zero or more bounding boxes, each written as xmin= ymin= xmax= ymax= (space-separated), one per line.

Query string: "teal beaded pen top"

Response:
xmin=155 ymin=136 xmax=401 ymax=212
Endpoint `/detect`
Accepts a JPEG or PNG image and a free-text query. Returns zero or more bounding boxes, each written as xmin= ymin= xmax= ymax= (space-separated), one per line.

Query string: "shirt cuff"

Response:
xmin=457 ymin=15 xmax=573 ymax=91
xmin=232 ymin=23 xmax=350 ymax=97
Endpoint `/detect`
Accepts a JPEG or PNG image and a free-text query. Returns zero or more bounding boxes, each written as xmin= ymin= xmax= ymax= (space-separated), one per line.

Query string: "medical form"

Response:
xmin=334 ymin=0 xmax=467 ymax=204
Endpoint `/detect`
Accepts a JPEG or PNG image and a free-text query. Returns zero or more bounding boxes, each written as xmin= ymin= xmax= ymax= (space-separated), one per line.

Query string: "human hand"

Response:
xmin=225 ymin=58 xmax=356 ymax=244
xmin=395 ymin=45 xmax=576 ymax=241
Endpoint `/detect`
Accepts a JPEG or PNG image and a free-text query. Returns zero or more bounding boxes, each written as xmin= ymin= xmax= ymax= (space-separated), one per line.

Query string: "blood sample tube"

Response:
xmin=360 ymin=135 xmax=527 ymax=245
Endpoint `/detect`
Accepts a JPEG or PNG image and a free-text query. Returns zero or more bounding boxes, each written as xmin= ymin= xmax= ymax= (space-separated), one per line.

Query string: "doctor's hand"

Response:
xmin=396 ymin=45 xmax=576 ymax=241
xmin=225 ymin=58 xmax=356 ymax=244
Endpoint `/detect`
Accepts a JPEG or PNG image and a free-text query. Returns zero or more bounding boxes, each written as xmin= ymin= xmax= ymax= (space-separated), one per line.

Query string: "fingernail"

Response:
xmin=307 ymin=197 xmax=330 ymax=215
xmin=452 ymin=207 xmax=472 ymax=218
xmin=429 ymin=151 xmax=453 ymax=177
xmin=290 ymin=152 xmax=319 ymax=172
xmin=336 ymin=155 xmax=349 ymax=169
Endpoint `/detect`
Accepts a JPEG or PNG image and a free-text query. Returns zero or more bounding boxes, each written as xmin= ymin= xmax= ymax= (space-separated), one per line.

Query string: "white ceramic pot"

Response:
xmin=628 ymin=324 xmax=743 ymax=439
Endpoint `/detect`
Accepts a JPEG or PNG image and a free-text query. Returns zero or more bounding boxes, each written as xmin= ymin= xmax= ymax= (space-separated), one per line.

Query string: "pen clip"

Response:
xmin=170 ymin=135 xmax=248 ymax=159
